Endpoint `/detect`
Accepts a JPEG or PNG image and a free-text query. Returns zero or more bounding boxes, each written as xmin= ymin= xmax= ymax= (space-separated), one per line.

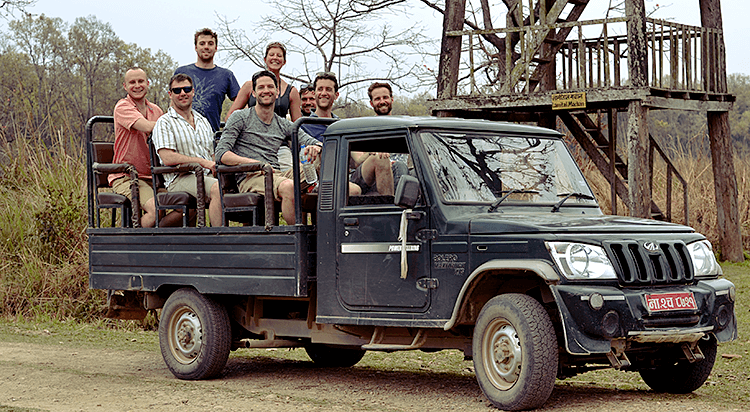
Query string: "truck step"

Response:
xmin=361 ymin=328 xmax=428 ymax=351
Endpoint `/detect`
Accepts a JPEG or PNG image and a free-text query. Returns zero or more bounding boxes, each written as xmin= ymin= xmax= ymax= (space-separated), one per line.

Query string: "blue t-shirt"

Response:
xmin=301 ymin=112 xmax=338 ymax=143
xmin=174 ymin=64 xmax=240 ymax=131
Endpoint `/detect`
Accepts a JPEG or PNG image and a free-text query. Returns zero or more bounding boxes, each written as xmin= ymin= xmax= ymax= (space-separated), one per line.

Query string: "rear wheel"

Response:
xmin=159 ymin=288 xmax=231 ymax=380
xmin=305 ymin=344 xmax=366 ymax=367
xmin=472 ymin=294 xmax=558 ymax=411
xmin=639 ymin=336 xmax=717 ymax=393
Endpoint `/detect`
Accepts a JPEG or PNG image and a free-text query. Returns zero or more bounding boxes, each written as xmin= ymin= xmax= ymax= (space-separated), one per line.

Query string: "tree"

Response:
xmin=2 ymin=14 xmax=177 ymax=147
xmin=216 ymin=0 xmax=436 ymax=102
xmin=9 ymin=14 xmax=67 ymax=140
xmin=65 ymin=16 xmax=124 ymax=124
xmin=0 ymin=0 xmax=34 ymax=19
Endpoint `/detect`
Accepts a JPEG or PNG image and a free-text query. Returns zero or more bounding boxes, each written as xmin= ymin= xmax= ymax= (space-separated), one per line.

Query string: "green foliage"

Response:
xmin=0 ymin=132 xmax=104 ymax=321
xmin=1 ymin=14 xmax=177 ymax=147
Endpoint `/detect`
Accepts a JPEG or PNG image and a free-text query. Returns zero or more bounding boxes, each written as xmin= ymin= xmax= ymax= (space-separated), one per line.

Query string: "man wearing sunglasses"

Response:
xmin=111 ymin=68 xmax=164 ymax=227
xmin=216 ymin=70 xmax=328 ymax=224
xmin=174 ymin=28 xmax=240 ymax=132
xmin=152 ymin=73 xmax=223 ymax=226
xmin=299 ymin=83 xmax=316 ymax=116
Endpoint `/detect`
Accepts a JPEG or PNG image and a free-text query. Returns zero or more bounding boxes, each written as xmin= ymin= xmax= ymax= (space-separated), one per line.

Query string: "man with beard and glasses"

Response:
xmin=152 ymin=73 xmax=222 ymax=226
xmin=174 ymin=28 xmax=240 ymax=132
xmin=215 ymin=70 xmax=330 ymax=224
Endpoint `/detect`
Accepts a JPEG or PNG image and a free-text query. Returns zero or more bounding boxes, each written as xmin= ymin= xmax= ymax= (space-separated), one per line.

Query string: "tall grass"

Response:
xmin=577 ymin=140 xmax=750 ymax=255
xmin=0 ymin=131 xmax=105 ymax=321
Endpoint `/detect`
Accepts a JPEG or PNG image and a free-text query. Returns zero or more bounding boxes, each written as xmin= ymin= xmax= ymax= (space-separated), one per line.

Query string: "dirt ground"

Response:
xmin=0 ymin=341 xmax=743 ymax=412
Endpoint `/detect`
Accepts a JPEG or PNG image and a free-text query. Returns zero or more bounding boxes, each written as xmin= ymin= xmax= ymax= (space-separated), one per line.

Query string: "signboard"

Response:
xmin=551 ymin=92 xmax=587 ymax=110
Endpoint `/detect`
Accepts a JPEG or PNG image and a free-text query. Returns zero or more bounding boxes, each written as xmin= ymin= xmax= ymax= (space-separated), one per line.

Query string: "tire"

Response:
xmin=639 ymin=335 xmax=717 ymax=393
xmin=305 ymin=344 xmax=366 ymax=367
xmin=159 ymin=288 xmax=231 ymax=380
xmin=472 ymin=294 xmax=558 ymax=411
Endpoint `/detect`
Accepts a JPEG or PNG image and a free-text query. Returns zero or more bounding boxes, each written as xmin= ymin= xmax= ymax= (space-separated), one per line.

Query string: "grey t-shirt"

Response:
xmin=215 ymin=107 xmax=320 ymax=170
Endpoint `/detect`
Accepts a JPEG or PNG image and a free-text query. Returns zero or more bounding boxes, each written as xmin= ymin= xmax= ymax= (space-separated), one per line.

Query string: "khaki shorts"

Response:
xmin=111 ymin=177 xmax=154 ymax=209
xmin=168 ymin=173 xmax=218 ymax=201
xmin=238 ymin=168 xmax=311 ymax=201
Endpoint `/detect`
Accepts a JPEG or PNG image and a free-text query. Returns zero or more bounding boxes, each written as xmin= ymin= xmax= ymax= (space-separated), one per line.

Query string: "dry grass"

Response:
xmin=577 ymin=145 xmax=750 ymax=254
xmin=0 ymin=132 xmax=106 ymax=321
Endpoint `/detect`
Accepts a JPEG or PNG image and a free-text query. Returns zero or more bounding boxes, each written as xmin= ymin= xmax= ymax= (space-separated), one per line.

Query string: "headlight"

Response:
xmin=547 ymin=242 xmax=617 ymax=280
xmin=688 ymin=240 xmax=721 ymax=278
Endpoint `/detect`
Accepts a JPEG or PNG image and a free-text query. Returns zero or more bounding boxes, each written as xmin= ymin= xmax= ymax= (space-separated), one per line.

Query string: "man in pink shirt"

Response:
xmin=111 ymin=67 xmax=163 ymax=227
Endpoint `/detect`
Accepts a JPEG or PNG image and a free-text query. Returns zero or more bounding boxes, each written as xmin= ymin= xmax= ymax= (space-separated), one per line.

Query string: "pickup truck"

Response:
xmin=86 ymin=115 xmax=737 ymax=411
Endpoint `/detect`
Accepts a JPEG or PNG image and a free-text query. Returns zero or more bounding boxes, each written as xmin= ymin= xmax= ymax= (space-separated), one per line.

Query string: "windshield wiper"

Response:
xmin=488 ymin=189 xmax=540 ymax=212
xmin=551 ymin=192 xmax=596 ymax=212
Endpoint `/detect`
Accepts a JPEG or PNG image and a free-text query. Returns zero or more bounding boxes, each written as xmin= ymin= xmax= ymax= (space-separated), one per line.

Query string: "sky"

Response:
xmin=3 ymin=0 xmax=749 ymax=96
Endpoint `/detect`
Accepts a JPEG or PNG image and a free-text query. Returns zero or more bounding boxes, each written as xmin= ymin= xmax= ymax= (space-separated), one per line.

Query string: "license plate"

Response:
xmin=645 ymin=292 xmax=697 ymax=312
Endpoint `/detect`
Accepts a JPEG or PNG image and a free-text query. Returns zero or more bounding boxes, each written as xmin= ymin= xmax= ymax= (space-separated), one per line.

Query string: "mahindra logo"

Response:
xmin=643 ymin=242 xmax=659 ymax=252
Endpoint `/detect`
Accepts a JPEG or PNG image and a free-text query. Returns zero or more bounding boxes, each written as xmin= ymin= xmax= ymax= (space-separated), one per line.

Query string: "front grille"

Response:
xmin=604 ymin=241 xmax=694 ymax=286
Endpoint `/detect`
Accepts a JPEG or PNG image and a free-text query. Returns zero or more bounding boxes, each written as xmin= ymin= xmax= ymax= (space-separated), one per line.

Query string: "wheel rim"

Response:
xmin=168 ymin=306 xmax=203 ymax=364
xmin=482 ymin=317 xmax=522 ymax=390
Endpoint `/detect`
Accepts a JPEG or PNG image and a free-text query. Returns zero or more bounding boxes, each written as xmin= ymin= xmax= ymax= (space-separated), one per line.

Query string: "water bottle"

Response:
xmin=300 ymin=145 xmax=318 ymax=185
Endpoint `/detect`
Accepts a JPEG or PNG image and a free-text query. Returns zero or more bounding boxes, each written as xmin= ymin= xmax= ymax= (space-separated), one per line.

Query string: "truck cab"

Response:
xmin=87 ymin=115 xmax=737 ymax=411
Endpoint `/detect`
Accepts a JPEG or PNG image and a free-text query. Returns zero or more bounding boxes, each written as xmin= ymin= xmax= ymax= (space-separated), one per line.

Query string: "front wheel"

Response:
xmin=159 ymin=288 xmax=231 ymax=380
xmin=639 ymin=335 xmax=717 ymax=393
xmin=472 ymin=294 xmax=558 ymax=411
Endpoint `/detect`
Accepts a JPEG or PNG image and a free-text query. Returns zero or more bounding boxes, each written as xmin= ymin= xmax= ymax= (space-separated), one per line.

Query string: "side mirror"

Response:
xmin=394 ymin=175 xmax=419 ymax=209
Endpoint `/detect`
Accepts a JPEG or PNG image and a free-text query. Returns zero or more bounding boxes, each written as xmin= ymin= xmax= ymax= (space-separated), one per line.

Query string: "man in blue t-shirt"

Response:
xmin=174 ymin=28 xmax=240 ymax=131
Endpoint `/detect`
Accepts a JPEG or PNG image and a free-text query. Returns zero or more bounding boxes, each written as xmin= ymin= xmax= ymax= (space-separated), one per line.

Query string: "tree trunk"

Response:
xmin=700 ymin=0 xmax=743 ymax=262
xmin=627 ymin=100 xmax=651 ymax=218
xmin=625 ymin=0 xmax=648 ymax=88
xmin=437 ymin=0 xmax=466 ymax=101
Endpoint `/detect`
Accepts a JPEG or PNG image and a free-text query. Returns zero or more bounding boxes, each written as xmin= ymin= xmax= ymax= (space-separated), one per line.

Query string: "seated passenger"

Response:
xmin=349 ymin=82 xmax=410 ymax=196
xmin=215 ymin=70 xmax=325 ymax=224
xmin=302 ymin=72 xmax=393 ymax=196
xmin=151 ymin=73 xmax=222 ymax=226
xmin=111 ymin=67 xmax=163 ymax=227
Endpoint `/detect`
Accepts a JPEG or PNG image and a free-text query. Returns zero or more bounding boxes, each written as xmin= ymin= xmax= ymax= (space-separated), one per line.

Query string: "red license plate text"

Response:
xmin=645 ymin=292 xmax=697 ymax=312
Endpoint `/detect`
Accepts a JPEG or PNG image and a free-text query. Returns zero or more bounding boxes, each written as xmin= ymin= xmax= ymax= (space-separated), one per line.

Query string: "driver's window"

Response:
xmin=347 ymin=135 xmax=413 ymax=206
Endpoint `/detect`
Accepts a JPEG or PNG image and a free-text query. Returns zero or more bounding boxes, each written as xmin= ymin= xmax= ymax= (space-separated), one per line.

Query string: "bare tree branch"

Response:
xmin=216 ymin=0 xmax=437 ymax=96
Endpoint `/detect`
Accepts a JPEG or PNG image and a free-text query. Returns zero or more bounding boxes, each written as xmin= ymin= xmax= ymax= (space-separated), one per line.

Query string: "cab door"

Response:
xmin=335 ymin=134 xmax=431 ymax=312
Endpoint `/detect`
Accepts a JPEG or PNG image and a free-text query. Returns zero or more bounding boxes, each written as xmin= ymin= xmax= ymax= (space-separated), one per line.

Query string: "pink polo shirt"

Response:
xmin=110 ymin=95 xmax=164 ymax=184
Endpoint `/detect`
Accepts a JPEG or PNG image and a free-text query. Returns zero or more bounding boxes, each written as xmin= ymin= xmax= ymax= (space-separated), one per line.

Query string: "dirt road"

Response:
xmin=0 ymin=340 xmax=741 ymax=412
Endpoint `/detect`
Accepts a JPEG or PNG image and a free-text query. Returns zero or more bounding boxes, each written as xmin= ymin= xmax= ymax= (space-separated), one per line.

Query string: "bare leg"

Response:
xmin=141 ymin=198 xmax=156 ymax=228
xmin=208 ymin=182 xmax=222 ymax=226
xmin=362 ymin=155 xmax=394 ymax=195
xmin=278 ymin=179 xmax=296 ymax=224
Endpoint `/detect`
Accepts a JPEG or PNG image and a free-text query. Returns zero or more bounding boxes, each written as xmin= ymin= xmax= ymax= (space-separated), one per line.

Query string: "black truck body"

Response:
xmin=87 ymin=115 xmax=737 ymax=411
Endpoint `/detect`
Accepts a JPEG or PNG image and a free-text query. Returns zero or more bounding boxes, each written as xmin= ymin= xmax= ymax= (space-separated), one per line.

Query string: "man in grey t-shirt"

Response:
xmin=215 ymin=70 xmax=322 ymax=224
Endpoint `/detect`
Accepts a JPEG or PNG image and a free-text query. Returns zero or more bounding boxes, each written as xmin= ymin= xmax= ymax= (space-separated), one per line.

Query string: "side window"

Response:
xmin=347 ymin=135 xmax=414 ymax=206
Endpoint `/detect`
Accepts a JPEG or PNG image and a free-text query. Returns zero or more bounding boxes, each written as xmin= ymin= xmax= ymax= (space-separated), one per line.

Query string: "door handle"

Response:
xmin=343 ymin=217 xmax=359 ymax=226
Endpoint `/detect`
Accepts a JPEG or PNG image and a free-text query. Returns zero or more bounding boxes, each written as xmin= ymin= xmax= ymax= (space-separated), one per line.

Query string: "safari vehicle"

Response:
xmin=86 ymin=115 xmax=737 ymax=411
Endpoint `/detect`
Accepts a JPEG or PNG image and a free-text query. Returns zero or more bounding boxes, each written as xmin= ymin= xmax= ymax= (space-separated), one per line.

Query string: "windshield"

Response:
xmin=420 ymin=130 xmax=597 ymax=207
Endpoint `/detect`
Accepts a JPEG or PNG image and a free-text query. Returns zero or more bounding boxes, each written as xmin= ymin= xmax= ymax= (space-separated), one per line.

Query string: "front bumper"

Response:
xmin=550 ymin=278 xmax=737 ymax=355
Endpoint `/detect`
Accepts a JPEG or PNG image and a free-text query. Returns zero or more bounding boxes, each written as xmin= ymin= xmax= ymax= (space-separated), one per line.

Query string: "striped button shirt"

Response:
xmin=152 ymin=106 xmax=214 ymax=188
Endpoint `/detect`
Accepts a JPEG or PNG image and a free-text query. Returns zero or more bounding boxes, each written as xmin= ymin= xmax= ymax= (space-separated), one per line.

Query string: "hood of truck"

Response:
xmin=461 ymin=212 xmax=694 ymax=235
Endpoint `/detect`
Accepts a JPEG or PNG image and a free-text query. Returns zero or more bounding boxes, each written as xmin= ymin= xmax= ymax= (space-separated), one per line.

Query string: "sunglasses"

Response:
xmin=170 ymin=86 xmax=193 ymax=94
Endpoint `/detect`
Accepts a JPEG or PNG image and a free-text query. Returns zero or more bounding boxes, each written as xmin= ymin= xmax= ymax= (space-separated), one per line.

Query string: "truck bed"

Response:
xmin=88 ymin=226 xmax=315 ymax=297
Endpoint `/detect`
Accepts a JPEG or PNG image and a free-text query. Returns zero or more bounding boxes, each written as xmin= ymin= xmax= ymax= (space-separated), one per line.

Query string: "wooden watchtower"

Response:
xmin=432 ymin=0 xmax=742 ymax=262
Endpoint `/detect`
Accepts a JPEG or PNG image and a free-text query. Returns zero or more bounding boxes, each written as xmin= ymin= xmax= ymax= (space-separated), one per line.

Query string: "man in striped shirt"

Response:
xmin=152 ymin=73 xmax=222 ymax=226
